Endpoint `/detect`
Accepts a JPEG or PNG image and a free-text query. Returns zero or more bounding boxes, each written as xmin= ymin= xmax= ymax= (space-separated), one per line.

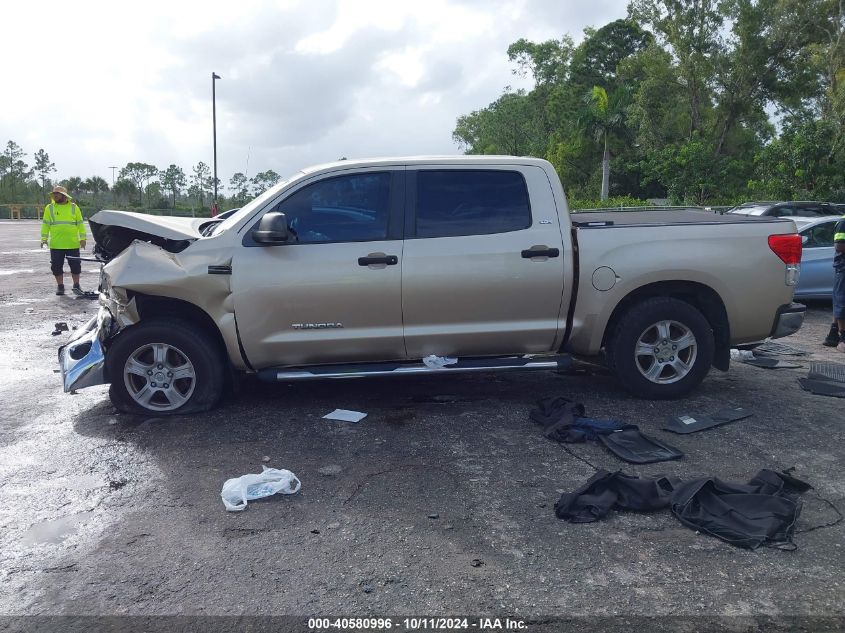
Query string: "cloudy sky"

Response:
xmin=4 ymin=0 xmax=626 ymax=189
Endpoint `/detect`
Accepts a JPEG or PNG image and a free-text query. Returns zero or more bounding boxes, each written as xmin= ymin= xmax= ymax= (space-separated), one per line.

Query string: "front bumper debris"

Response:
xmin=770 ymin=302 xmax=806 ymax=339
xmin=58 ymin=307 xmax=113 ymax=392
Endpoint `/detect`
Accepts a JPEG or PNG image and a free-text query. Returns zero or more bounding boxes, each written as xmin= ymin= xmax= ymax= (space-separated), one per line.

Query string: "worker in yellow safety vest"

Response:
xmin=40 ymin=185 xmax=87 ymax=296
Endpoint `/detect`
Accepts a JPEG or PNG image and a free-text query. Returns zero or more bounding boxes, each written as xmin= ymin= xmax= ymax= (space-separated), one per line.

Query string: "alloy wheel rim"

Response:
xmin=633 ymin=319 xmax=697 ymax=385
xmin=123 ymin=343 xmax=196 ymax=411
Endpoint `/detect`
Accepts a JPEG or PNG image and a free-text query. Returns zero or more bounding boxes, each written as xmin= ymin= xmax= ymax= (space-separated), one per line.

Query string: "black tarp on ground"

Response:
xmin=556 ymin=469 xmax=811 ymax=549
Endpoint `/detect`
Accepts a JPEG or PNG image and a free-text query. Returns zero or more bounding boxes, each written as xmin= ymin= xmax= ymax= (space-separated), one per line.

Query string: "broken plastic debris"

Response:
xmin=422 ymin=355 xmax=458 ymax=369
xmin=51 ymin=322 xmax=69 ymax=336
xmin=220 ymin=466 xmax=301 ymax=512
xmin=730 ymin=349 xmax=755 ymax=361
xmin=323 ymin=409 xmax=367 ymax=423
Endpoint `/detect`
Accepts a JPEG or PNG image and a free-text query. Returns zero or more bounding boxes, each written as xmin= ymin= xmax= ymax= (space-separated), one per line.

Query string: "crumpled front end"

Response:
xmin=58 ymin=306 xmax=117 ymax=392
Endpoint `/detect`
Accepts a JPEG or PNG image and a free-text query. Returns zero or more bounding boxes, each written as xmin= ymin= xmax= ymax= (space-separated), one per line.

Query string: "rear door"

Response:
xmin=798 ymin=220 xmax=836 ymax=297
xmin=231 ymin=168 xmax=406 ymax=368
xmin=401 ymin=165 xmax=566 ymax=358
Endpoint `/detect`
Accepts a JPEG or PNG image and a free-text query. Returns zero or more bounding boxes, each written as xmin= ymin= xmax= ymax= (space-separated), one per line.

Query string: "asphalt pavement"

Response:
xmin=0 ymin=219 xmax=843 ymax=631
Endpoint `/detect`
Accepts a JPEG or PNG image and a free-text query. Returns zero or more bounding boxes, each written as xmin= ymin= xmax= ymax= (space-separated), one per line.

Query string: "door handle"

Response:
xmin=521 ymin=247 xmax=560 ymax=258
xmin=358 ymin=255 xmax=398 ymax=266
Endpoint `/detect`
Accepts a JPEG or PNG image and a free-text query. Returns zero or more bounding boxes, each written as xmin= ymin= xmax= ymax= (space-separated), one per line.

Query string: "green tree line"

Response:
xmin=453 ymin=0 xmax=845 ymax=205
xmin=0 ymin=140 xmax=283 ymax=214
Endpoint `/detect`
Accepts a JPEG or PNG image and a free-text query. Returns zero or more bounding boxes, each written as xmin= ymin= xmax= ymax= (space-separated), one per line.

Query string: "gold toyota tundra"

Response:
xmin=59 ymin=156 xmax=805 ymax=414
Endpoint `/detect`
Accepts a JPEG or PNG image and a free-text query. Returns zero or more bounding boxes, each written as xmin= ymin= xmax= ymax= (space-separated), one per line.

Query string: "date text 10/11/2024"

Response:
xmin=307 ymin=617 xmax=528 ymax=631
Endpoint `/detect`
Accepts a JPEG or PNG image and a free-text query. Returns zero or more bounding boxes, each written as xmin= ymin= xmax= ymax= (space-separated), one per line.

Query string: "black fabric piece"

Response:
xmin=664 ymin=407 xmax=752 ymax=434
xmin=554 ymin=470 xmax=680 ymax=523
xmin=598 ymin=428 xmax=684 ymax=464
xmin=530 ymin=397 xmax=584 ymax=428
xmin=530 ymin=398 xmax=635 ymax=443
xmin=798 ymin=378 xmax=845 ymax=398
xmin=671 ymin=469 xmax=811 ymax=549
xmin=557 ymin=469 xmax=812 ymax=550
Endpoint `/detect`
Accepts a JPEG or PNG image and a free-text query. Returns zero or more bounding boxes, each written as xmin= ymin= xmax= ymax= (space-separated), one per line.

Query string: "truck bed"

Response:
xmin=570 ymin=209 xmax=792 ymax=227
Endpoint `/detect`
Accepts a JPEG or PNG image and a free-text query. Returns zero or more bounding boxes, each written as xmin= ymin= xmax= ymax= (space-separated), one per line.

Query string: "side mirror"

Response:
xmin=252 ymin=212 xmax=289 ymax=245
xmin=801 ymin=235 xmax=809 ymax=245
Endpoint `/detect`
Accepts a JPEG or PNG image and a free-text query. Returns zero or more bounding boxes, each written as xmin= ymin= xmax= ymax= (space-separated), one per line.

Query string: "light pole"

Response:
xmin=212 ymin=72 xmax=221 ymax=216
xmin=108 ymin=166 xmax=118 ymax=206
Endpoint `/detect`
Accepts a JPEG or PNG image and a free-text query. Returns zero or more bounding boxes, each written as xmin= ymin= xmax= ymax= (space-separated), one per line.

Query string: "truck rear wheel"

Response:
xmin=107 ymin=318 xmax=225 ymax=415
xmin=606 ymin=297 xmax=714 ymax=399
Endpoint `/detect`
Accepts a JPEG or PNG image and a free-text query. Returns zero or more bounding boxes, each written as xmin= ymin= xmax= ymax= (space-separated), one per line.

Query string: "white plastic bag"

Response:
xmin=221 ymin=466 xmax=301 ymax=512
xmin=422 ymin=354 xmax=458 ymax=369
xmin=729 ymin=348 xmax=755 ymax=361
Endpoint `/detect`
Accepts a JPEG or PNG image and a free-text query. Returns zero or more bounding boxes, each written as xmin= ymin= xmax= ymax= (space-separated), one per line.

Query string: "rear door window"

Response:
xmin=804 ymin=222 xmax=836 ymax=247
xmin=414 ymin=170 xmax=531 ymax=238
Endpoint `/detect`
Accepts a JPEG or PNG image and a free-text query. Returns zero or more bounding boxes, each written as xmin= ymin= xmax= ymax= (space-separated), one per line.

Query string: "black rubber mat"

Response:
xmin=798 ymin=378 xmax=845 ymax=398
xmin=663 ymin=407 xmax=752 ymax=434
xmin=742 ymin=357 xmax=803 ymax=369
xmin=808 ymin=362 xmax=845 ymax=384
xmin=598 ymin=429 xmax=684 ymax=464
xmin=752 ymin=341 xmax=809 ymax=357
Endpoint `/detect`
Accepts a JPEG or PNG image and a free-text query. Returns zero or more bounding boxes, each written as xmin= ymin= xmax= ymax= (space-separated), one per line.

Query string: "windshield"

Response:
xmin=727 ymin=205 xmax=770 ymax=216
xmin=208 ymin=171 xmax=303 ymax=235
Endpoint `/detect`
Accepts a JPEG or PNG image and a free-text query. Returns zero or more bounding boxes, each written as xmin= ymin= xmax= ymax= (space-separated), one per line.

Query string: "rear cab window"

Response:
xmin=412 ymin=170 xmax=531 ymax=238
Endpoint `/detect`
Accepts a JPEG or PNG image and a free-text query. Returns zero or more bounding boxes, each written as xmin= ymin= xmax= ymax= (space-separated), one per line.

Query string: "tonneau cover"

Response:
xmin=571 ymin=209 xmax=793 ymax=227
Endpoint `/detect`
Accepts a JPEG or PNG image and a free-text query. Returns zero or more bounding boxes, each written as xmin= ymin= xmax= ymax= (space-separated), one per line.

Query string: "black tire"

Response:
xmin=606 ymin=297 xmax=714 ymax=399
xmin=106 ymin=318 xmax=225 ymax=415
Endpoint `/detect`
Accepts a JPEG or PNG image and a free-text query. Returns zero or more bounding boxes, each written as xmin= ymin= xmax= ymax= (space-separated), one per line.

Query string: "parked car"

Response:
xmin=727 ymin=201 xmax=845 ymax=218
xmin=59 ymin=156 xmax=805 ymax=414
xmin=793 ymin=216 xmax=842 ymax=300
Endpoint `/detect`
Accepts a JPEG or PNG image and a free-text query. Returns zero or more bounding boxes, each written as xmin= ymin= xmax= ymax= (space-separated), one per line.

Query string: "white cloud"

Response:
xmin=1 ymin=0 xmax=627 ymax=189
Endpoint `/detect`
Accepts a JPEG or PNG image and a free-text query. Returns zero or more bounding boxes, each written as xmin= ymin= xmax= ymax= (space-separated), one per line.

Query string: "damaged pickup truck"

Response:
xmin=60 ymin=156 xmax=806 ymax=415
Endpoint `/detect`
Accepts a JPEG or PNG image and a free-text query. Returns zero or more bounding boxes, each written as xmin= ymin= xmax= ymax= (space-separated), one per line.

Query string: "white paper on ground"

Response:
xmin=323 ymin=409 xmax=367 ymax=423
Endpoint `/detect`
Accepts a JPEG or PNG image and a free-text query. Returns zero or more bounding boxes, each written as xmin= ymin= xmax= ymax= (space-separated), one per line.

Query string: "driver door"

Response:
xmin=231 ymin=169 xmax=406 ymax=368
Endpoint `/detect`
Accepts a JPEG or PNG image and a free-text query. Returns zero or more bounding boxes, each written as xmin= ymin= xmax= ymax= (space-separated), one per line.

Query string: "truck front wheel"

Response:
xmin=606 ymin=297 xmax=714 ymax=399
xmin=106 ymin=319 xmax=225 ymax=415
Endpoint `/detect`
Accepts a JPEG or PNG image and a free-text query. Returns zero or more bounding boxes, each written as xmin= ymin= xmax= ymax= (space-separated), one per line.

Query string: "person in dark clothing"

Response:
xmin=823 ymin=215 xmax=845 ymax=351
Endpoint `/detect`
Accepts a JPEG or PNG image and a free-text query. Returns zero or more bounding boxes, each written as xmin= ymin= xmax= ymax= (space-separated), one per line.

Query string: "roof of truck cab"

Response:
xmin=571 ymin=209 xmax=795 ymax=227
xmin=299 ymin=155 xmax=553 ymax=174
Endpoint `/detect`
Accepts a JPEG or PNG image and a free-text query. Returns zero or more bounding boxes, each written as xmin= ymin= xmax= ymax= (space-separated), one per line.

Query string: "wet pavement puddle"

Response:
xmin=20 ymin=513 xmax=89 ymax=546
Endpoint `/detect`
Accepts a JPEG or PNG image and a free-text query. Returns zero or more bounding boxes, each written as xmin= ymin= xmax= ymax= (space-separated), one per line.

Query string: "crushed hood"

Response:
xmin=89 ymin=210 xmax=207 ymax=261
xmin=90 ymin=210 xmax=206 ymax=240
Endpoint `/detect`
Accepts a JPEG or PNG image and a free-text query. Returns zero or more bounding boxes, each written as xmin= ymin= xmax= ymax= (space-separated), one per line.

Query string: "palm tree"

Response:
xmin=579 ymin=85 xmax=630 ymax=200
xmin=84 ymin=176 xmax=109 ymax=207
xmin=61 ymin=176 xmax=84 ymax=200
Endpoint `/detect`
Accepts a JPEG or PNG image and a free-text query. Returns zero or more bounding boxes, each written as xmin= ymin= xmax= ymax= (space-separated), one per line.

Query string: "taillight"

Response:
xmin=768 ymin=234 xmax=802 ymax=264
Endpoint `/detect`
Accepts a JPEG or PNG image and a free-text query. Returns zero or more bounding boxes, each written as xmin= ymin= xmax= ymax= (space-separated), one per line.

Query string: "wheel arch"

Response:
xmin=108 ymin=293 xmax=233 ymax=382
xmin=602 ymin=281 xmax=731 ymax=371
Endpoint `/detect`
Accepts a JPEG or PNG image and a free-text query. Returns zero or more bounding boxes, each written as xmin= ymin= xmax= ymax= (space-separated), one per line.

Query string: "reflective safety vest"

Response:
xmin=835 ymin=215 xmax=845 ymax=243
xmin=41 ymin=201 xmax=86 ymax=249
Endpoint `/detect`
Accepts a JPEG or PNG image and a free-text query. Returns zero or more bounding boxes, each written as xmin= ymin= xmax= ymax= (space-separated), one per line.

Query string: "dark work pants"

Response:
xmin=50 ymin=248 xmax=81 ymax=276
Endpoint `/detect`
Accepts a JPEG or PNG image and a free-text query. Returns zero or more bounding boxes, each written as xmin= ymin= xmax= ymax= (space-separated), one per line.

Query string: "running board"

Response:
xmin=257 ymin=355 xmax=572 ymax=382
